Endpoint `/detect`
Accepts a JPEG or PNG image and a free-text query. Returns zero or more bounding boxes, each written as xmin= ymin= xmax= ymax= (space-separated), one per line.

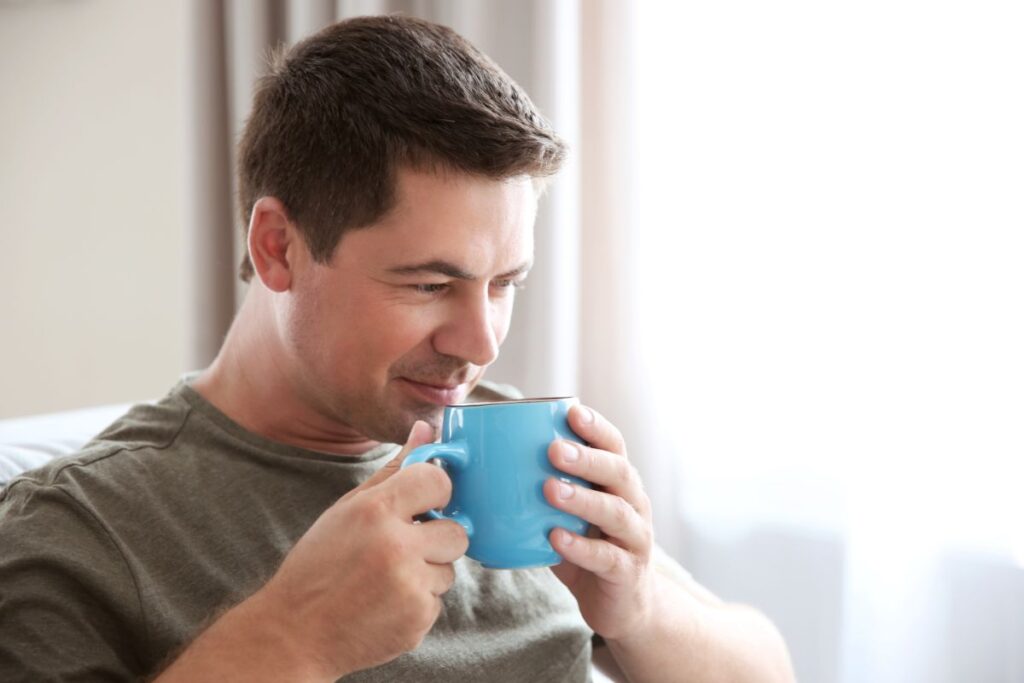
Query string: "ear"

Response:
xmin=247 ymin=196 xmax=299 ymax=292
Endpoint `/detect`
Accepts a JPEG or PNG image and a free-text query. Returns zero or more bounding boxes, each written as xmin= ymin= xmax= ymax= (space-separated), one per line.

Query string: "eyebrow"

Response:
xmin=387 ymin=259 xmax=532 ymax=281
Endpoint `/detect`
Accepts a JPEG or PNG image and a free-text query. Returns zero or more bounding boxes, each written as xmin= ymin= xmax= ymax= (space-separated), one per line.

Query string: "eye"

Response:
xmin=491 ymin=278 xmax=526 ymax=293
xmin=413 ymin=283 xmax=450 ymax=295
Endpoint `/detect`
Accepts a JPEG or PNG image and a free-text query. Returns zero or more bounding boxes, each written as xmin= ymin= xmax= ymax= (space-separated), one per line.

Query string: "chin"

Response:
xmin=411 ymin=405 xmax=446 ymax=434
xmin=378 ymin=405 xmax=445 ymax=445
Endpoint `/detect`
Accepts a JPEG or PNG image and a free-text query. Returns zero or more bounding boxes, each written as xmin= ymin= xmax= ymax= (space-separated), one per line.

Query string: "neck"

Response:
xmin=191 ymin=287 xmax=381 ymax=456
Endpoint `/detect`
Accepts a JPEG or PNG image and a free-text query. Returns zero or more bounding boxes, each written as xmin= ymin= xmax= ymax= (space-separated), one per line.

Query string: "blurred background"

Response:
xmin=2 ymin=1 xmax=1022 ymax=680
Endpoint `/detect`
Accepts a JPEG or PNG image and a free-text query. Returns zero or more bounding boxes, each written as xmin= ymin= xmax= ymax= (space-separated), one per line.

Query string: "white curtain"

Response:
xmin=632 ymin=1 xmax=1024 ymax=681
xmin=182 ymin=2 xmax=1024 ymax=680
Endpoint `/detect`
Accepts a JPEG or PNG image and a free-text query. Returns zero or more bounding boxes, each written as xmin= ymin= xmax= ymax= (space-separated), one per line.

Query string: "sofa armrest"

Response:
xmin=0 ymin=403 xmax=132 ymax=485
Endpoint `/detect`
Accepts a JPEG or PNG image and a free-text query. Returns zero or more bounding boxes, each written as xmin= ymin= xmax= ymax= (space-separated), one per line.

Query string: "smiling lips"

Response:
xmin=398 ymin=377 xmax=470 ymax=405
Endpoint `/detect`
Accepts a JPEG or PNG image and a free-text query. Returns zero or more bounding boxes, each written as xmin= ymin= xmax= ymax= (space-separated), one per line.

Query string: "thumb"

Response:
xmin=358 ymin=420 xmax=436 ymax=491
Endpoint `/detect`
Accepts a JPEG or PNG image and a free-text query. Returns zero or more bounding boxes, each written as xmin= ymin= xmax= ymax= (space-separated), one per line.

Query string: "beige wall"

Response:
xmin=0 ymin=1 xmax=187 ymax=417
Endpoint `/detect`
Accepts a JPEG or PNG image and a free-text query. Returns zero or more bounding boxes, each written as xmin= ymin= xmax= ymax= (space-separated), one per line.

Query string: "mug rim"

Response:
xmin=450 ymin=396 xmax=576 ymax=408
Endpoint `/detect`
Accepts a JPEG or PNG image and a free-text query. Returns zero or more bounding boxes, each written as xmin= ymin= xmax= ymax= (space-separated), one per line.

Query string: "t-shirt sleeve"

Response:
xmin=0 ymin=480 xmax=147 ymax=682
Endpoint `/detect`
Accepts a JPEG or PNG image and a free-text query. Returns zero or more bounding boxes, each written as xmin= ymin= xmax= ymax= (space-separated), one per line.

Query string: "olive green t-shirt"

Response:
xmin=0 ymin=378 xmax=594 ymax=682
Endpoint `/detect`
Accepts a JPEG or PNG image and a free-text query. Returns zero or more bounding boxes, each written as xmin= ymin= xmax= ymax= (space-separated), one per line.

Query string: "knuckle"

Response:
xmin=377 ymin=535 xmax=409 ymax=565
xmin=397 ymin=625 xmax=425 ymax=653
xmin=412 ymin=593 xmax=439 ymax=632
xmin=604 ymin=544 xmax=624 ymax=575
xmin=581 ymin=535 xmax=600 ymax=560
xmin=578 ymin=487 xmax=597 ymax=517
xmin=637 ymin=491 xmax=653 ymax=518
xmin=614 ymin=457 xmax=632 ymax=483
xmin=354 ymin=490 xmax=392 ymax=523
xmin=392 ymin=569 xmax=423 ymax=604
xmin=612 ymin=495 xmax=632 ymax=528
xmin=583 ymin=447 xmax=598 ymax=472
xmin=613 ymin=431 xmax=627 ymax=454
xmin=629 ymin=554 xmax=645 ymax=583
xmin=641 ymin=525 xmax=655 ymax=552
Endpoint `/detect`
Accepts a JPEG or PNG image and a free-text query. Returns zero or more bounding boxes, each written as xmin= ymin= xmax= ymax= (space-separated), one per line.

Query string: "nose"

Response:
xmin=432 ymin=288 xmax=502 ymax=368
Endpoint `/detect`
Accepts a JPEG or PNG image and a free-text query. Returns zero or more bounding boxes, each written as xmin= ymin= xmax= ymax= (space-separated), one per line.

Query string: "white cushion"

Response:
xmin=0 ymin=404 xmax=132 ymax=485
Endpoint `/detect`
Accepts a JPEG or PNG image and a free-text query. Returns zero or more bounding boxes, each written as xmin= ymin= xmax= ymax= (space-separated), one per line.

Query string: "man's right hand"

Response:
xmin=155 ymin=420 xmax=468 ymax=682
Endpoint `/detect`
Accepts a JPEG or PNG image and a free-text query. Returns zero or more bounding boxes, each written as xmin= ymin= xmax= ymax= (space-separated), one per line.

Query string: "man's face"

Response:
xmin=282 ymin=168 xmax=536 ymax=443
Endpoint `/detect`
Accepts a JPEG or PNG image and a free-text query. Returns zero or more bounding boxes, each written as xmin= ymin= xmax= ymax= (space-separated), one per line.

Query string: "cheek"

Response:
xmin=355 ymin=303 xmax=440 ymax=362
xmin=285 ymin=281 xmax=375 ymax=371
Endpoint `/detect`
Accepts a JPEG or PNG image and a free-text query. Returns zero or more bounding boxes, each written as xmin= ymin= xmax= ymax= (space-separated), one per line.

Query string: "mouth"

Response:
xmin=396 ymin=377 xmax=471 ymax=406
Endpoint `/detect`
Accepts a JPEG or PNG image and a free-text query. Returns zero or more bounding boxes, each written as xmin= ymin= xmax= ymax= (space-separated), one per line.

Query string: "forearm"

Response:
xmin=151 ymin=588 xmax=334 ymax=683
xmin=604 ymin=574 xmax=795 ymax=683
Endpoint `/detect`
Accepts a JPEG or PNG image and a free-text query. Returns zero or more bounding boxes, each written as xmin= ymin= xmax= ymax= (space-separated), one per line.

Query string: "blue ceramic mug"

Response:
xmin=400 ymin=397 xmax=591 ymax=569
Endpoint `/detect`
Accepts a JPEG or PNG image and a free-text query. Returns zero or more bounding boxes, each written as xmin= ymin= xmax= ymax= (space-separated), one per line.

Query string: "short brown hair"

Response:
xmin=236 ymin=14 xmax=567 ymax=281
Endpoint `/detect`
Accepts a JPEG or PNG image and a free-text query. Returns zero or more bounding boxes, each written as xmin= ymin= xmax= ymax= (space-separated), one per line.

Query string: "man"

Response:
xmin=0 ymin=15 xmax=794 ymax=682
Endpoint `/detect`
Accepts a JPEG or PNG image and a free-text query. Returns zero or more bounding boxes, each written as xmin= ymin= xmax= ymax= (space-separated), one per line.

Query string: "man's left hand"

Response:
xmin=544 ymin=404 xmax=656 ymax=641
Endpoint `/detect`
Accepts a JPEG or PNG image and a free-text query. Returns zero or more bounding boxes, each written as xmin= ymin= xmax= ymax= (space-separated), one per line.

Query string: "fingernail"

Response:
xmin=579 ymin=406 xmax=595 ymax=424
xmin=557 ymin=480 xmax=575 ymax=499
xmin=560 ymin=441 xmax=580 ymax=462
xmin=561 ymin=529 xmax=575 ymax=545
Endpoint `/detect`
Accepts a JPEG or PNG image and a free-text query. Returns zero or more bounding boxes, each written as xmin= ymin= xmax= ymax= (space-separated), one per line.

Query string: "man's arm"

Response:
xmin=546 ymin=406 xmax=795 ymax=683
xmin=155 ymin=421 xmax=467 ymax=682
xmin=592 ymin=547 xmax=793 ymax=683
xmin=600 ymin=572 xmax=793 ymax=683
xmin=151 ymin=588 xmax=330 ymax=682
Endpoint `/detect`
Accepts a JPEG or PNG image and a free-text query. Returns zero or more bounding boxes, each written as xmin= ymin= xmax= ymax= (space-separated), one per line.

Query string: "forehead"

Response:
xmin=339 ymin=168 xmax=537 ymax=269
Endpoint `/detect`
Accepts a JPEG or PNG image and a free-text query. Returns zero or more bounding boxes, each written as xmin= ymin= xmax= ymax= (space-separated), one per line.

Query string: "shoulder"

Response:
xmin=0 ymin=392 xmax=194 ymax=503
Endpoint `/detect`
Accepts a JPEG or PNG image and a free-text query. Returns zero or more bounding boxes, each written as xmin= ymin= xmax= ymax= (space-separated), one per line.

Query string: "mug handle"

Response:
xmin=401 ymin=442 xmax=474 ymax=538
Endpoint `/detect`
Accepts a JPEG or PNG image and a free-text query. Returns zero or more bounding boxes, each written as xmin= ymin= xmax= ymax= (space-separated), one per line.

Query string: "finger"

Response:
xmin=421 ymin=561 xmax=457 ymax=597
xmin=548 ymin=440 xmax=650 ymax=519
xmin=417 ymin=519 xmax=470 ymax=564
xmin=543 ymin=479 xmax=652 ymax=556
xmin=380 ymin=460 xmax=453 ymax=519
xmin=358 ymin=420 xmax=435 ymax=492
xmin=549 ymin=527 xmax=637 ymax=583
xmin=568 ymin=404 xmax=626 ymax=456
